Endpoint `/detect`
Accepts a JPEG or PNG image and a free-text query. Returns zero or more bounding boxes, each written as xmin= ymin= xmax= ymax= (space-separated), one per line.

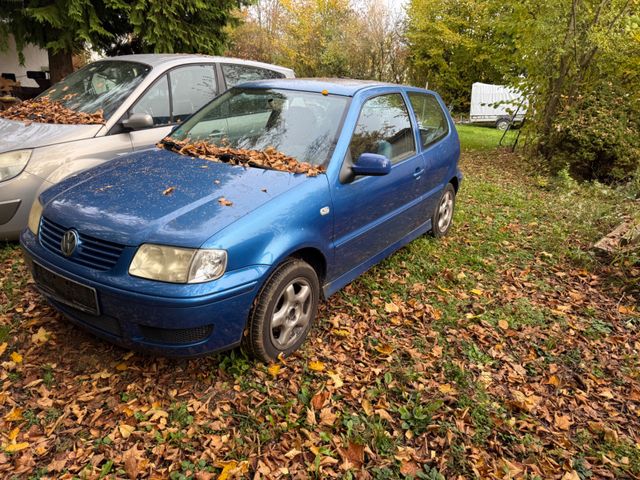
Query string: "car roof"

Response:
xmin=95 ymin=53 xmax=294 ymax=75
xmin=236 ymin=77 xmax=414 ymax=96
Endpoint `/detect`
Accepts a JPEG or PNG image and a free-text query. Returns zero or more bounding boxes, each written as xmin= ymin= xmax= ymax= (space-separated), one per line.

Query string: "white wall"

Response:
xmin=0 ymin=35 xmax=49 ymax=88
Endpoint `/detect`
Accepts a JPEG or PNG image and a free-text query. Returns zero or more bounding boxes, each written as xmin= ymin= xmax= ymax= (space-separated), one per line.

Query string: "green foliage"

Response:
xmin=545 ymin=84 xmax=640 ymax=181
xmin=0 ymin=0 xmax=248 ymax=59
xmin=406 ymin=0 xmax=514 ymax=112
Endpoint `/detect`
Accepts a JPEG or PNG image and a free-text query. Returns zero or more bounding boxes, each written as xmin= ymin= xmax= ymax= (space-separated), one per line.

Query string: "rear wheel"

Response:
xmin=430 ymin=183 xmax=456 ymax=238
xmin=496 ymin=118 xmax=510 ymax=130
xmin=244 ymin=259 xmax=319 ymax=362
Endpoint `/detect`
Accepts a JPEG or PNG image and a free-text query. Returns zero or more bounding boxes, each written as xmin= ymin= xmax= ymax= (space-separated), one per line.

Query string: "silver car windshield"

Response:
xmin=40 ymin=60 xmax=151 ymax=120
xmin=170 ymin=88 xmax=349 ymax=166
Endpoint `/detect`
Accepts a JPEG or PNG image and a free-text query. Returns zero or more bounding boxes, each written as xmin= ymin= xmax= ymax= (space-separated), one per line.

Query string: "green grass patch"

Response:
xmin=456 ymin=124 xmax=519 ymax=151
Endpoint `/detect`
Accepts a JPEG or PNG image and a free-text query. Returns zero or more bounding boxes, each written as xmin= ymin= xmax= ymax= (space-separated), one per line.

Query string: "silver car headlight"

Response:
xmin=27 ymin=199 xmax=43 ymax=235
xmin=0 ymin=150 xmax=32 ymax=182
xmin=129 ymin=244 xmax=227 ymax=284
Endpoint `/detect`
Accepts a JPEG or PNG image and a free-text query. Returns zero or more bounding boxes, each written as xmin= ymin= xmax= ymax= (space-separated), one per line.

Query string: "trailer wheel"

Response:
xmin=496 ymin=118 xmax=510 ymax=130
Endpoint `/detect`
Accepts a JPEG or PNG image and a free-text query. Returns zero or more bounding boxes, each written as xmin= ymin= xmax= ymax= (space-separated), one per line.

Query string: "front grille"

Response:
xmin=39 ymin=217 xmax=125 ymax=271
xmin=139 ymin=325 xmax=213 ymax=345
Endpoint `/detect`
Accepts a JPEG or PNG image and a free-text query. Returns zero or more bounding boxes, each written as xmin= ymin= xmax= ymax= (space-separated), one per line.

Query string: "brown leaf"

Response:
xmin=162 ymin=186 xmax=175 ymax=196
xmin=399 ymin=460 xmax=420 ymax=476
xmin=311 ymin=390 xmax=330 ymax=410
xmin=218 ymin=197 xmax=233 ymax=206
xmin=319 ymin=407 xmax=337 ymax=426
xmin=123 ymin=446 xmax=140 ymax=480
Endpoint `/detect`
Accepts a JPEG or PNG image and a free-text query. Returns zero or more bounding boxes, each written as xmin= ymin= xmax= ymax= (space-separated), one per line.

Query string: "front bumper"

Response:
xmin=0 ymin=171 xmax=47 ymax=241
xmin=21 ymin=229 xmax=269 ymax=357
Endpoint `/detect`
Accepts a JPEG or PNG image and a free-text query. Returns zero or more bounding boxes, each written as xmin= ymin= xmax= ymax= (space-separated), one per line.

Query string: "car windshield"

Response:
xmin=40 ymin=60 xmax=151 ymax=120
xmin=169 ymin=88 xmax=349 ymax=166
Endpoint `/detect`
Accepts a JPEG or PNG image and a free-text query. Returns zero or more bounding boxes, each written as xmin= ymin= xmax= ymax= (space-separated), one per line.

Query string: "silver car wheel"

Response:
xmin=269 ymin=277 xmax=313 ymax=350
xmin=438 ymin=190 xmax=454 ymax=232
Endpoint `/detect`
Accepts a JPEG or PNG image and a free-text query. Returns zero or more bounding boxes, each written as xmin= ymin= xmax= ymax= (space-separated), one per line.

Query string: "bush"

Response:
xmin=546 ymin=85 xmax=640 ymax=183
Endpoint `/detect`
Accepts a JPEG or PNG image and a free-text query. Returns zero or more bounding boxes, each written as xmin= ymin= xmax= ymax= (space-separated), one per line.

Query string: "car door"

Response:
xmin=406 ymin=92 xmax=454 ymax=215
xmin=127 ymin=64 xmax=219 ymax=150
xmin=331 ymin=92 xmax=425 ymax=273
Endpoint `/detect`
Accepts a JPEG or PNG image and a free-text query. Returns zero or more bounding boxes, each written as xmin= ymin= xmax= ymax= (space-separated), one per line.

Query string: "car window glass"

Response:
xmin=130 ymin=75 xmax=170 ymax=127
xmin=222 ymin=64 xmax=285 ymax=88
xmin=349 ymin=93 xmax=416 ymax=164
xmin=170 ymin=65 xmax=218 ymax=123
xmin=408 ymin=92 xmax=449 ymax=147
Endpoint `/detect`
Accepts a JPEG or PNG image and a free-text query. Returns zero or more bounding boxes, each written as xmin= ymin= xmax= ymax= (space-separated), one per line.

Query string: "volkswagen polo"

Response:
xmin=20 ymin=79 xmax=461 ymax=362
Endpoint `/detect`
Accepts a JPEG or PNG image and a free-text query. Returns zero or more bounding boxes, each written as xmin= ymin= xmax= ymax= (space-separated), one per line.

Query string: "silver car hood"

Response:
xmin=0 ymin=118 xmax=102 ymax=153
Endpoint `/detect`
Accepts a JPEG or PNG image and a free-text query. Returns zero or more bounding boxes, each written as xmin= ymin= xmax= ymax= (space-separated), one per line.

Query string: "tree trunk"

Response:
xmin=48 ymin=49 xmax=74 ymax=83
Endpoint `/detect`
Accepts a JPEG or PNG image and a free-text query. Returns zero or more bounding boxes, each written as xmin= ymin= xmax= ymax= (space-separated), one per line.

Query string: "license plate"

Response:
xmin=33 ymin=262 xmax=99 ymax=316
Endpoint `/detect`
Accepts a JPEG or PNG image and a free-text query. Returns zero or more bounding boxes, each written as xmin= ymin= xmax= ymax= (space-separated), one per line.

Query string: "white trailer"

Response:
xmin=470 ymin=82 xmax=527 ymax=130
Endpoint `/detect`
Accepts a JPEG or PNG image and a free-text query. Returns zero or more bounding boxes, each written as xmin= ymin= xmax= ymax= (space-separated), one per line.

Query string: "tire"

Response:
xmin=430 ymin=183 xmax=456 ymax=238
xmin=244 ymin=259 xmax=319 ymax=362
xmin=496 ymin=118 xmax=510 ymax=131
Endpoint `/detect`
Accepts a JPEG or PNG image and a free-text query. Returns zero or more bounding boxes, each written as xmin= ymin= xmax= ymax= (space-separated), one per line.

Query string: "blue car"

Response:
xmin=20 ymin=79 xmax=461 ymax=361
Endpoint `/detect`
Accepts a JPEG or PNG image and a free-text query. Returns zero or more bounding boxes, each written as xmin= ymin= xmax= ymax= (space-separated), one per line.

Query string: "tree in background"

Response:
xmin=0 ymin=0 xmax=248 ymax=82
xmin=406 ymin=0 xmax=516 ymax=112
xmin=226 ymin=0 xmax=408 ymax=82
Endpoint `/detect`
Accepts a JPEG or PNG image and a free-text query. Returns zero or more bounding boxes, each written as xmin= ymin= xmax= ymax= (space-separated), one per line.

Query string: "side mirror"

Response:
xmin=121 ymin=113 xmax=154 ymax=131
xmin=351 ymin=153 xmax=391 ymax=176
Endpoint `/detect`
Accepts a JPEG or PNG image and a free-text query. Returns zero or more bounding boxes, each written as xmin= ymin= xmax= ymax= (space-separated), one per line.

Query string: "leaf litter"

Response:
xmin=0 ymin=97 xmax=105 ymax=125
xmin=0 ymin=149 xmax=638 ymax=479
xmin=158 ymin=137 xmax=325 ymax=177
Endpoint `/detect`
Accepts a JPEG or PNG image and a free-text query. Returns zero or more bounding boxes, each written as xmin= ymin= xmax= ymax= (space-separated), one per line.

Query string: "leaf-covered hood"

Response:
xmin=41 ymin=148 xmax=314 ymax=247
xmin=0 ymin=117 xmax=101 ymax=153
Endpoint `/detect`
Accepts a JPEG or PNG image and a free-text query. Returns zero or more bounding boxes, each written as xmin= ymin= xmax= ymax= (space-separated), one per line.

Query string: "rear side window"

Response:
xmin=170 ymin=65 xmax=218 ymax=123
xmin=408 ymin=92 xmax=449 ymax=147
xmin=349 ymin=93 xmax=416 ymax=164
xmin=222 ymin=64 xmax=285 ymax=88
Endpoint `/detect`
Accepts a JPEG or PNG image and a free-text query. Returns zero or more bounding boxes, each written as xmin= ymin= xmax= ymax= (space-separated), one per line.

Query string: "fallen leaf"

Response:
xmin=31 ymin=327 xmax=49 ymax=344
xmin=328 ymin=371 xmax=343 ymax=388
xmin=218 ymin=197 xmax=233 ymax=206
xmin=471 ymin=288 xmax=484 ymax=296
xmin=119 ymin=424 xmax=135 ymax=439
xmin=561 ymin=471 xmax=580 ymax=480
xmin=4 ymin=442 xmax=29 ymax=453
xmin=267 ymin=364 xmax=280 ymax=377
xmin=309 ymin=360 xmax=325 ymax=372
xmin=123 ymin=445 xmax=140 ymax=480
xmin=5 ymin=408 xmax=23 ymax=422
xmin=498 ymin=319 xmax=509 ymax=330
xmin=10 ymin=351 xmax=22 ymax=364
xmin=400 ymin=460 xmax=420 ymax=476
xmin=554 ymin=414 xmax=572 ymax=430
xmin=311 ymin=390 xmax=330 ymax=410
xmin=320 ymin=407 xmax=337 ymax=426
xmin=361 ymin=399 xmax=373 ymax=416
xmin=384 ymin=302 xmax=400 ymax=313
xmin=162 ymin=186 xmax=175 ymax=196
xmin=0 ymin=342 xmax=7 ymax=356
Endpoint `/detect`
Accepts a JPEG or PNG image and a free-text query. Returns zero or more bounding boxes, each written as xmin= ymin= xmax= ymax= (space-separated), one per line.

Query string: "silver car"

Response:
xmin=0 ymin=54 xmax=294 ymax=240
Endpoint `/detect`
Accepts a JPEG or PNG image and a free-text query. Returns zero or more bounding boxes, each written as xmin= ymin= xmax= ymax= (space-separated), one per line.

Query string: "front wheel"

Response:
xmin=244 ymin=259 xmax=319 ymax=362
xmin=430 ymin=183 xmax=456 ymax=238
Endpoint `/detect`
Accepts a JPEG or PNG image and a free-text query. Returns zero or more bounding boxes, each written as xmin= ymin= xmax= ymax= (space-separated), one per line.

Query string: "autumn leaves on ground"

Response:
xmin=1 ymin=128 xmax=639 ymax=480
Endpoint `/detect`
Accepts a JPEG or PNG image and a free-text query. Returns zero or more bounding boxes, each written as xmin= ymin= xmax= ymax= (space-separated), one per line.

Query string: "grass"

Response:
xmin=456 ymin=124 xmax=519 ymax=150
xmin=0 ymin=127 xmax=638 ymax=479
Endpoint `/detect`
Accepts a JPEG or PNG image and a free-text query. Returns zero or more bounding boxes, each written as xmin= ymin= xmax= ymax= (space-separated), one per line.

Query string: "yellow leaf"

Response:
xmin=267 ymin=364 xmax=280 ymax=377
xmin=0 ymin=342 xmax=7 ymax=356
xmin=327 ymin=371 xmax=343 ymax=388
xmin=375 ymin=344 xmax=394 ymax=355
xmin=384 ymin=302 xmax=400 ymax=313
xmin=332 ymin=329 xmax=351 ymax=337
xmin=115 ymin=363 xmax=128 ymax=371
xmin=4 ymin=408 xmax=23 ymax=422
xmin=31 ymin=327 xmax=49 ymax=344
xmin=119 ymin=424 xmax=135 ymax=439
xmin=5 ymin=442 xmax=29 ymax=453
xmin=215 ymin=460 xmax=248 ymax=480
xmin=438 ymin=383 xmax=456 ymax=394
xmin=10 ymin=351 xmax=23 ymax=364
xmin=498 ymin=319 xmax=509 ymax=330
xmin=309 ymin=361 xmax=325 ymax=372
xmin=361 ymin=399 xmax=373 ymax=416
xmin=8 ymin=427 xmax=19 ymax=441
xmin=470 ymin=288 xmax=484 ymax=296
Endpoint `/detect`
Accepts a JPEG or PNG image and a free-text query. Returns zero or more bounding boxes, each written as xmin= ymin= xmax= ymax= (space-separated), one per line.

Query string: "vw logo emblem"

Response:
xmin=60 ymin=230 xmax=79 ymax=257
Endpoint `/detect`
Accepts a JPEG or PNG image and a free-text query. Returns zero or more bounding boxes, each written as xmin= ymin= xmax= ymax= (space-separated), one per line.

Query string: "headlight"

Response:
xmin=0 ymin=150 xmax=32 ymax=182
xmin=27 ymin=199 xmax=43 ymax=235
xmin=129 ymin=244 xmax=227 ymax=284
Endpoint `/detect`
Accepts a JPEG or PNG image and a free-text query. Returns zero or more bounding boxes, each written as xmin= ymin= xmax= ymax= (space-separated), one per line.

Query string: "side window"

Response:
xmin=408 ymin=92 xmax=449 ymax=148
xmin=349 ymin=93 xmax=416 ymax=164
xmin=130 ymin=75 xmax=170 ymax=126
xmin=170 ymin=65 xmax=218 ymax=123
xmin=222 ymin=64 xmax=285 ymax=88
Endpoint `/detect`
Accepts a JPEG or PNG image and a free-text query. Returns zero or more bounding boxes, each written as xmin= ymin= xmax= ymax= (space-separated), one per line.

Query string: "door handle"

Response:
xmin=413 ymin=167 xmax=425 ymax=179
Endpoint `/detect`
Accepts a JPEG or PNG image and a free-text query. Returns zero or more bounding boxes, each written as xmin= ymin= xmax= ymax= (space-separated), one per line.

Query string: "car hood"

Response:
xmin=0 ymin=118 xmax=101 ymax=153
xmin=42 ymin=148 xmax=314 ymax=247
